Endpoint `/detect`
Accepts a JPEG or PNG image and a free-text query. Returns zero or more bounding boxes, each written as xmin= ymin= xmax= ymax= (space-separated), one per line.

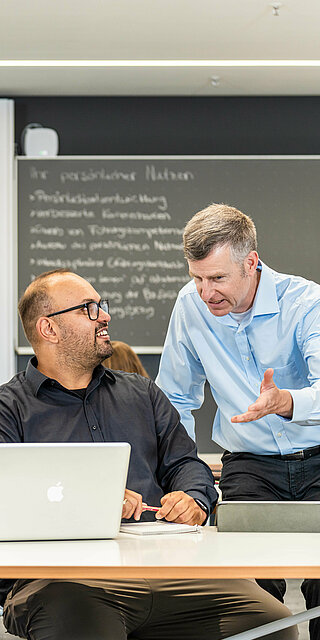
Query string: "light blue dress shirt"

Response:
xmin=156 ymin=262 xmax=320 ymax=455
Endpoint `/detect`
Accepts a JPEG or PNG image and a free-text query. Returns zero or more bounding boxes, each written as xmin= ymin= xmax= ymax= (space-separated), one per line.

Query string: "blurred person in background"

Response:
xmin=103 ymin=340 xmax=149 ymax=378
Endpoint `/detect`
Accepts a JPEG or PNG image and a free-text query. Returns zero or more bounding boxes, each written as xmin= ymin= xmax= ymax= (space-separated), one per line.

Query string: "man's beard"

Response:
xmin=95 ymin=339 xmax=113 ymax=365
xmin=101 ymin=344 xmax=113 ymax=362
xmin=56 ymin=323 xmax=113 ymax=372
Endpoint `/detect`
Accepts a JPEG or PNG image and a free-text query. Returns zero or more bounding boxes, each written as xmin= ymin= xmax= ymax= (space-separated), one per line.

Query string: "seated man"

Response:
xmin=0 ymin=269 xmax=296 ymax=640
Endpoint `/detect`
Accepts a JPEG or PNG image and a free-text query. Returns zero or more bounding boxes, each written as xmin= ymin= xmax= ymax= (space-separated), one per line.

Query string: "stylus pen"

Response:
xmin=123 ymin=500 xmax=161 ymax=512
xmin=142 ymin=504 xmax=161 ymax=512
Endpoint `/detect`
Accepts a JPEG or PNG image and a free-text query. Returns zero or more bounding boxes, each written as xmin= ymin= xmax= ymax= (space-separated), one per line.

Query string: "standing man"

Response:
xmin=0 ymin=269 xmax=296 ymax=640
xmin=156 ymin=202 xmax=320 ymax=639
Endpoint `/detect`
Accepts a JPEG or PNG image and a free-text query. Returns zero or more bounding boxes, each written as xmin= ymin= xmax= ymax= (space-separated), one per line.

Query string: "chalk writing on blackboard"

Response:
xmin=18 ymin=159 xmax=196 ymax=348
xmin=19 ymin=156 xmax=320 ymax=350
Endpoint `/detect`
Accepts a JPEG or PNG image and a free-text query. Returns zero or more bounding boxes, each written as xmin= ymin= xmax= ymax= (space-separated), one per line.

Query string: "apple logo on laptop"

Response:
xmin=47 ymin=482 xmax=64 ymax=502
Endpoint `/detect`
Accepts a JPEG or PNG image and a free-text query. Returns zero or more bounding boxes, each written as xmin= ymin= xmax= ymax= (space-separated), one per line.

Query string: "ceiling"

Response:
xmin=1 ymin=0 xmax=320 ymax=96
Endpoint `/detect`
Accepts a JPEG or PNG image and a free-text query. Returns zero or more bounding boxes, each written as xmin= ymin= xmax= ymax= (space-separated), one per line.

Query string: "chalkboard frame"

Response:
xmin=16 ymin=154 xmax=320 ymax=354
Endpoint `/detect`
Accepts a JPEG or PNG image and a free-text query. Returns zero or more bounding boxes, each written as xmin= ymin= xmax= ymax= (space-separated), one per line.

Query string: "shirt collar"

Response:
xmin=26 ymin=356 xmax=115 ymax=397
xmin=251 ymin=261 xmax=280 ymax=317
xmin=26 ymin=357 xmax=48 ymax=396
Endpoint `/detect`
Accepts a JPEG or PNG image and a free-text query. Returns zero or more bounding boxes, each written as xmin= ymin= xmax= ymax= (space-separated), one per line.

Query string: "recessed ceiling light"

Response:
xmin=211 ymin=75 xmax=220 ymax=87
xmin=270 ymin=2 xmax=282 ymax=16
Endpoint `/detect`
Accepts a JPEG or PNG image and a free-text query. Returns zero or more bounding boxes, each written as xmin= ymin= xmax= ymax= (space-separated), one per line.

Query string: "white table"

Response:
xmin=0 ymin=527 xmax=318 ymax=579
xmin=1 ymin=528 xmax=319 ymax=639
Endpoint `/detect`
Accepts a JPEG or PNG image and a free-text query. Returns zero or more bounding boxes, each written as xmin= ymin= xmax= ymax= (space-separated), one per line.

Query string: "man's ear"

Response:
xmin=244 ymin=251 xmax=259 ymax=276
xmin=36 ymin=317 xmax=59 ymax=344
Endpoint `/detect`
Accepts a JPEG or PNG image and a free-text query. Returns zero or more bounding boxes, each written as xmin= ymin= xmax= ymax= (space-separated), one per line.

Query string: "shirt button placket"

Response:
xmin=84 ymin=400 xmax=103 ymax=442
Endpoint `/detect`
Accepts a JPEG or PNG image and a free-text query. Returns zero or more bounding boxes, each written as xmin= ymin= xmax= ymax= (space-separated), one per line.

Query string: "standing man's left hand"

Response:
xmin=231 ymin=368 xmax=293 ymax=423
xmin=155 ymin=491 xmax=207 ymax=525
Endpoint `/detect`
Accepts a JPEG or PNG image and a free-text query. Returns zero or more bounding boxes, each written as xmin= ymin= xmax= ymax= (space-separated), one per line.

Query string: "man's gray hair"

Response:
xmin=183 ymin=203 xmax=257 ymax=262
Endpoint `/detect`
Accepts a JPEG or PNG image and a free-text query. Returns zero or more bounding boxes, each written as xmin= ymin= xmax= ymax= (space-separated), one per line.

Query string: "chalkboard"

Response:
xmin=17 ymin=156 xmax=320 ymax=351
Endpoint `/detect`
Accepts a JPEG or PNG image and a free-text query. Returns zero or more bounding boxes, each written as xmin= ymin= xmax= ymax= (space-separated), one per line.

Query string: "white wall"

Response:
xmin=0 ymin=99 xmax=15 ymax=383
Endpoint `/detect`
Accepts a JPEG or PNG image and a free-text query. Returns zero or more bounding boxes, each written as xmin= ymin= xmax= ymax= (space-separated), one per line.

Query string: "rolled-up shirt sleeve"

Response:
xmin=156 ymin=297 xmax=207 ymax=440
xmin=149 ymin=379 xmax=218 ymax=515
xmin=287 ymin=302 xmax=320 ymax=425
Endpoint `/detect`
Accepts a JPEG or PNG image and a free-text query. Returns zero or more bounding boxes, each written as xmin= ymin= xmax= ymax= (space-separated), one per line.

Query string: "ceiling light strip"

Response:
xmin=0 ymin=60 xmax=320 ymax=68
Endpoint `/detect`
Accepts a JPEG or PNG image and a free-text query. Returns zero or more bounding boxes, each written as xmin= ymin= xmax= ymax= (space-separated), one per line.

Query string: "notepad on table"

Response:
xmin=120 ymin=521 xmax=200 ymax=535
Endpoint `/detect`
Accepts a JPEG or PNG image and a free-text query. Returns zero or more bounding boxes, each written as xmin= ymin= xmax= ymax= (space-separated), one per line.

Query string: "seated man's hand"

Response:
xmin=122 ymin=488 xmax=144 ymax=521
xmin=231 ymin=368 xmax=293 ymax=423
xmin=155 ymin=491 xmax=207 ymax=525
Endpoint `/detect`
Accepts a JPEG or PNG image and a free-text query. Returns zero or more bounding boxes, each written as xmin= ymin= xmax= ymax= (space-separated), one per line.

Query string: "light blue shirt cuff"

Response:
xmin=287 ymin=388 xmax=314 ymax=422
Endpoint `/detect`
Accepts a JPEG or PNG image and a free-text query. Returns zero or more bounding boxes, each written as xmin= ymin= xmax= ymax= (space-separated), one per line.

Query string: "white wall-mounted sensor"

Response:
xmin=21 ymin=123 xmax=59 ymax=157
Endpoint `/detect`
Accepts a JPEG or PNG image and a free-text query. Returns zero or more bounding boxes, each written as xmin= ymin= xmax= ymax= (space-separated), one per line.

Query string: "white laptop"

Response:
xmin=0 ymin=442 xmax=130 ymax=541
xmin=216 ymin=500 xmax=320 ymax=532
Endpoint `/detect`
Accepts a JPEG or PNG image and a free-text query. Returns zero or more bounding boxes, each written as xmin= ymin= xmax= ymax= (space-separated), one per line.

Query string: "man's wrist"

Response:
xmin=278 ymin=390 xmax=293 ymax=418
xmin=194 ymin=498 xmax=209 ymax=524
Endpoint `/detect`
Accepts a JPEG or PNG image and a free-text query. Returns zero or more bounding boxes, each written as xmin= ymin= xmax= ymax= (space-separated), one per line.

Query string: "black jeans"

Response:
xmin=219 ymin=450 xmax=320 ymax=640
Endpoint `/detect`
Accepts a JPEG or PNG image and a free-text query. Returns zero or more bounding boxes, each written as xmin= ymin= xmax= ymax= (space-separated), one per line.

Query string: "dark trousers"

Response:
xmin=219 ymin=450 xmax=320 ymax=640
xmin=3 ymin=578 xmax=297 ymax=640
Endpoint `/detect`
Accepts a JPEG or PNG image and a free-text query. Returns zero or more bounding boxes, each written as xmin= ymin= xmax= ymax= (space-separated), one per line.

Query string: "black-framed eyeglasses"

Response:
xmin=47 ymin=299 xmax=109 ymax=321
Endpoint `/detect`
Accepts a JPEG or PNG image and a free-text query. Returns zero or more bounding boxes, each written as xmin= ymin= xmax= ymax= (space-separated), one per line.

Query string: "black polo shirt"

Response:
xmin=0 ymin=357 xmax=217 ymax=605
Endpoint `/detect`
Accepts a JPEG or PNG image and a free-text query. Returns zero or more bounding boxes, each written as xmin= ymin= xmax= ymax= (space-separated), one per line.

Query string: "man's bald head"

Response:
xmin=18 ymin=269 xmax=73 ymax=348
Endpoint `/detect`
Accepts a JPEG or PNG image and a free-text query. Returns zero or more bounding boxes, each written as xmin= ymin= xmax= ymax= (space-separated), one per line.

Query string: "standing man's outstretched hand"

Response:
xmin=231 ymin=368 xmax=293 ymax=423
